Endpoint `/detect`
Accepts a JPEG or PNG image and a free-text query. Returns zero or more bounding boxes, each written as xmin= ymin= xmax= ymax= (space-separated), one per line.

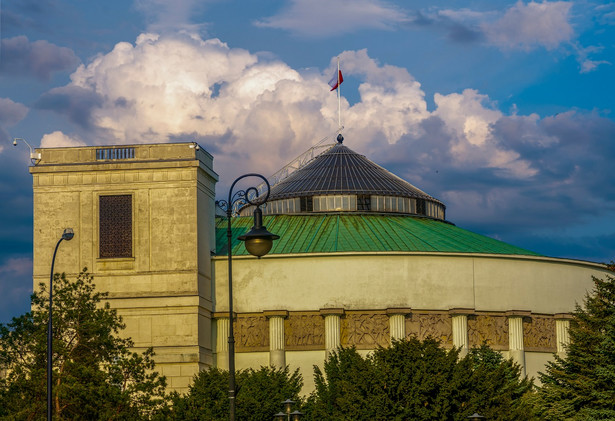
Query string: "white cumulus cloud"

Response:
xmin=39 ymin=34 xmax=559 ymax=187
xmin=40 ymin=131 xmax=86 ymax=148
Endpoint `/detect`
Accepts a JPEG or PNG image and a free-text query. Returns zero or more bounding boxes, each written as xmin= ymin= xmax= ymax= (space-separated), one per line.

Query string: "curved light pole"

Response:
xmin=48 ymin=228 xmax=74 ymax=421
xmin=12 ymin=137 xmax=41 ymax=165
xmin=216 ymin=174 xmax=279 ymax=421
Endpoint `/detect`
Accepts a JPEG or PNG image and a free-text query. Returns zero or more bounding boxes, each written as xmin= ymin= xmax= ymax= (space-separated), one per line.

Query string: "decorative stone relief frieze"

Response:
xmin=468 ymin=314 xmax=509 ymax=350
xmin=524 ymin=316 xmax=556 ymax=351
xmin=406 ymin=312 xmax=453 ymax=344
xmin=235 ymin=315 xmax=269 ymax=352
xmin=285 ymin=314 xmax=325 ymax=350
xmin=341 ymin=313 xmax=390 ymax=349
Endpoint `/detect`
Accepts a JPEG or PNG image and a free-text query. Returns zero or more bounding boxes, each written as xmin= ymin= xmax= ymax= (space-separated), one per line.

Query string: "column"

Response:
xmin=555 ymin=314 xmax=572 ymax=359
xmin=265 ymin=310 xmax=288 ymax=368
xmin=387 ymin=308 xmax=412 ymax=342
xmin=214 ymin=313 xmax=230 ymax=370
xmin=320 ymin=308 xmax=344 ymax=357
xmin=507 ymin=311 xmax=529 ymax=377
xmin=449 ymin=309 xmax=472 ymax=357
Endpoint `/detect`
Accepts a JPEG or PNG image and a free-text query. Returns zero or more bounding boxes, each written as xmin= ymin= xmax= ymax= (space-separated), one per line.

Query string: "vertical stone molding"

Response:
xmin=320 ymin=308 xmax=344 ymax=357
xmin=507 ymin=311 xmax=529 ymax=377
xmin=387 ymin=308 xmax=412 ymax=342
xmin=555 ymin=314 xmax=572 ymax=358
xmin=264 ymin=311 xmax=289 ymax=368
xmin=214 ymin=314 xmax=230 ymax=370
xmin=449 ymin=309 xmax=473 ymax=357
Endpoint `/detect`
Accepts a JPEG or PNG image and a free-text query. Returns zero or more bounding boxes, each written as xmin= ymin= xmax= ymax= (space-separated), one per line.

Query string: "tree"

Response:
xmin=304 ymin=338 xmax=533 ymax=420
xmin=533 ymin=264 xmax=615 ymax=420
xmin=0 ymin=269 xmax=167 ymax=420
xmin=164 ymin=366 xmax=303 ymax=420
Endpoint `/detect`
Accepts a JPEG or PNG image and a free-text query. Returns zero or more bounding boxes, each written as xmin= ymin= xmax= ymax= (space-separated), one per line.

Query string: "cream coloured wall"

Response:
xmin=213 ymin=252 xmax=609 ymax=393
xmin=31 ymin=143 xmax=218 ymax=393
xmin=213 ymin=253 xmax=606 ymax=314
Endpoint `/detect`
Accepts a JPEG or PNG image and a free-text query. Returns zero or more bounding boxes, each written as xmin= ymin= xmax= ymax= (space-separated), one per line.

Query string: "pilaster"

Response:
xmin=449 ymin=309 xmax=473 ymax=357
xmin=507 ymin=311 xmax=529 ymax=377
xmin=320 ymin=308 xmax=344 ymax=357
xmin=265 ymin=310 xmax=288 ymax=368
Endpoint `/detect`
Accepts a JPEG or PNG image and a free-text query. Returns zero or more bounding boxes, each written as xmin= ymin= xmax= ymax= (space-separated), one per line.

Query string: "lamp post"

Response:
xmin=12 ymin=137 xmax=42 ymax=165
xmin=48 ymin=228 xmax=74 ymax=420
xmin=216 ymin=174 xmax=279 ymax=421
xmin=467 ymin=413 xmax=486 ymax=419
xmin=273 ymin=399 xmax=303 ymax=421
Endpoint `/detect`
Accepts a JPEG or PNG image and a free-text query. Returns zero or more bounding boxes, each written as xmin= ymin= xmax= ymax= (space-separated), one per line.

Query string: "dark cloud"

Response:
xmin=364 ymin=110 xmax=615 ymax=261
xmin=0 ymin=254 xmax=33 ymax=325
xmin=447 ymin=23 xmax=483 ymax=43
xmin=0 ymin=36 xmax=79 ymax=81
xmin=0 ymin=149 xmax=36 ymax=324
xmin=407 ymin=10 xmax=483 ymax=44
xmin=35 ymin=85 xmax=103 ymax=129
xmin=0 ymin=98 xmax=29 ymax=126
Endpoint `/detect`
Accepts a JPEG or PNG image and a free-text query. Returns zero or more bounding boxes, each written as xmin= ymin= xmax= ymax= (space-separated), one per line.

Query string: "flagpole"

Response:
xmin=337 ymin=56 xmax=341 ymax=132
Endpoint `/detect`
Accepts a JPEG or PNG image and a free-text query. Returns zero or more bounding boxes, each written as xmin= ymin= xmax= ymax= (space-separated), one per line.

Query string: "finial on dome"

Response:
xmin=336 ymin=134 xmax=344 ymax=144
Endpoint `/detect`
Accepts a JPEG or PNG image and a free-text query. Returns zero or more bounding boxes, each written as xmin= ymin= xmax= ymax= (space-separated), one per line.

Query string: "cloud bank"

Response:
xmin=255 ymin=0 xmax=407 ymax=37
xmin=32 ymin=33 xmax=615 ymax=244
xmin=256 ymin=0 xmax=574 ymax=52
xmin=0 ymin=36 xmax=79 ymax=80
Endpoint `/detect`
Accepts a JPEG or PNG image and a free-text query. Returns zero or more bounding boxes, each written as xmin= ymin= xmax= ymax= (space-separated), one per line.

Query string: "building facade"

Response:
xmin=31 ymin=142 xmax=610 ymax=393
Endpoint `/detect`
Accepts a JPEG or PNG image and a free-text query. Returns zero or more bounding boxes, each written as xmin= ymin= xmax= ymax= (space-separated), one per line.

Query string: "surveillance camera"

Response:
xmin=195 ymin=145 xmax=200 ymax=151
xmin=12 ymin=139 xmax=17 ymax=146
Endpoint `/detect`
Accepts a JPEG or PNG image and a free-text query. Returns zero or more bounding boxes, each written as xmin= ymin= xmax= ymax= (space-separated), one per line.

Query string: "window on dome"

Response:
xmin=417 ymin=199 xmax=426 ymax=216
xmin=357 ymin=195 xmax=371 ymax=211
xmin=300 ymin=196 xmax=313 ymax=212
xmin=313 ymin=195 xmax=356 ymax=212
xmin=262 ymin=198 xmax=300 ymax=215
xmin=370 ymin=195 xmax=415 ymax=213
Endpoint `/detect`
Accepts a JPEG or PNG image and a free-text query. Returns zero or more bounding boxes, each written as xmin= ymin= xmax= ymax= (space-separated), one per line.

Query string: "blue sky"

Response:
xmin=1 ymin=0 xmax=614 ymax=323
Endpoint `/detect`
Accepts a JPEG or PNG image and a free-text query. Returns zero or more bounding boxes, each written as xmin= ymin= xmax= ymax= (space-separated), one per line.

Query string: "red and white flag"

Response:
xmin=328 ymin=70 xmax=344 ymax=91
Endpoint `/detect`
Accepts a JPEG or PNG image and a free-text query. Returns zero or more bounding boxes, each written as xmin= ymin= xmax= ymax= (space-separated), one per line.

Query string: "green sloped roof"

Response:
xmin=215 ymin=214 xmax=541 ymax=257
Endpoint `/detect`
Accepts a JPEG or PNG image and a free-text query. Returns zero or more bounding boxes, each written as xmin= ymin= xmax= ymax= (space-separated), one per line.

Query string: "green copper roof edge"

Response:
xmin=215 ymin=214 xmax=541 ymax=257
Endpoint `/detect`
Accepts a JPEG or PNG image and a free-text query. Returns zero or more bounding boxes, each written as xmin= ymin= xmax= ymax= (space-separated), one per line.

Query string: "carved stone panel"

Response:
xmin=341 ymin=313 xmax=390 ymax=349
xmin=524 ymin=316 xmax=556 ymax=352
xmin=285 ymin=314 xmax=325 ymax=350
xmin=468 ymin=314 xmax=509 ymax=350
xmin=235 ymin=315 xmax=269 ymax=352
xmin=406 ymin=312 xmax=452 ymax=345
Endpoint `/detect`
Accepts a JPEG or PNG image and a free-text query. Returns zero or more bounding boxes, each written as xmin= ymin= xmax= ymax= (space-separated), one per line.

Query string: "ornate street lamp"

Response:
xmin=216 ymin=173 xmax=279 ymax=421
xmin=48 ymin=228 xmax=74 ymax=420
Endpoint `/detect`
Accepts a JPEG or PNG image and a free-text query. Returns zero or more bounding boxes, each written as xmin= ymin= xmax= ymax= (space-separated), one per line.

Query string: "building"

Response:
xmin=31 ymin=140 xmax=611 ymax=393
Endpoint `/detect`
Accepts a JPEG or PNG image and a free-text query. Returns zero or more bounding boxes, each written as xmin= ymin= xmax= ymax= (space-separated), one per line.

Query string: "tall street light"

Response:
xmin=216 ymin=174 xmax=279 ymax=421
xmin=48 ymin=228 xmax=74 ymax=421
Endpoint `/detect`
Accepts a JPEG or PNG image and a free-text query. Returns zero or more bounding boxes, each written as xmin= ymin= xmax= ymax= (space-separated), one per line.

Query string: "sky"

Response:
xmin=0 ymin=0 xmax=614 ymax=323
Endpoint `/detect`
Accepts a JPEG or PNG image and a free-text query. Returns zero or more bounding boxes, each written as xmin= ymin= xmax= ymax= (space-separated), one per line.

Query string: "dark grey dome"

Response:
xmin=243 ymin=139 xmax=446 ymax=220
xmin=268 ymin=143 xmax=442 ymax=204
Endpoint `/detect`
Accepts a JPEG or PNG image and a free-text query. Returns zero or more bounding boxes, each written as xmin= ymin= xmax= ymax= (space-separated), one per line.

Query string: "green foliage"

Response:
xmin=0 ymin=269 xmax=167 ymax=420
xmin=533 ymin=266 xmax=615 ymax=420
xmin=304 ymin=338 xmax=533 ymax=421
xmin=165 ymin=365 xmax=303 ymax=420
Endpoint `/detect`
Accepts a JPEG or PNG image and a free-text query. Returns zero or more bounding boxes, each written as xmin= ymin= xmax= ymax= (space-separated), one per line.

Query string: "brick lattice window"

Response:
xmin=99 ymin=195 xmax=132 ymax=258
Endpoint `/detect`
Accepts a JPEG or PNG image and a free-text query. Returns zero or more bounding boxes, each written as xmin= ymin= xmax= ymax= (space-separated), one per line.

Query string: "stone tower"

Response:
xmin=30 ymin=143 xmax=218 ymax=392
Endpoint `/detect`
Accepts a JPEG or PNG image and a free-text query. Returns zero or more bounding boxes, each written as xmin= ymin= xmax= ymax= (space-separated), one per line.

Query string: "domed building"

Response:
xmin=30 ymin=140 xmax=610 ymax=393
xmin=215 ymin=135 xmax=608 ymax=391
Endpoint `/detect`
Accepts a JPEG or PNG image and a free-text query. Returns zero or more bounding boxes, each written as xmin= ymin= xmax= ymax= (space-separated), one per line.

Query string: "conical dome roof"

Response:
xmin=268 ymin=142 xmax=441 ymax=203
xmin=244 ymin=136 xmax=446 ymax=220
